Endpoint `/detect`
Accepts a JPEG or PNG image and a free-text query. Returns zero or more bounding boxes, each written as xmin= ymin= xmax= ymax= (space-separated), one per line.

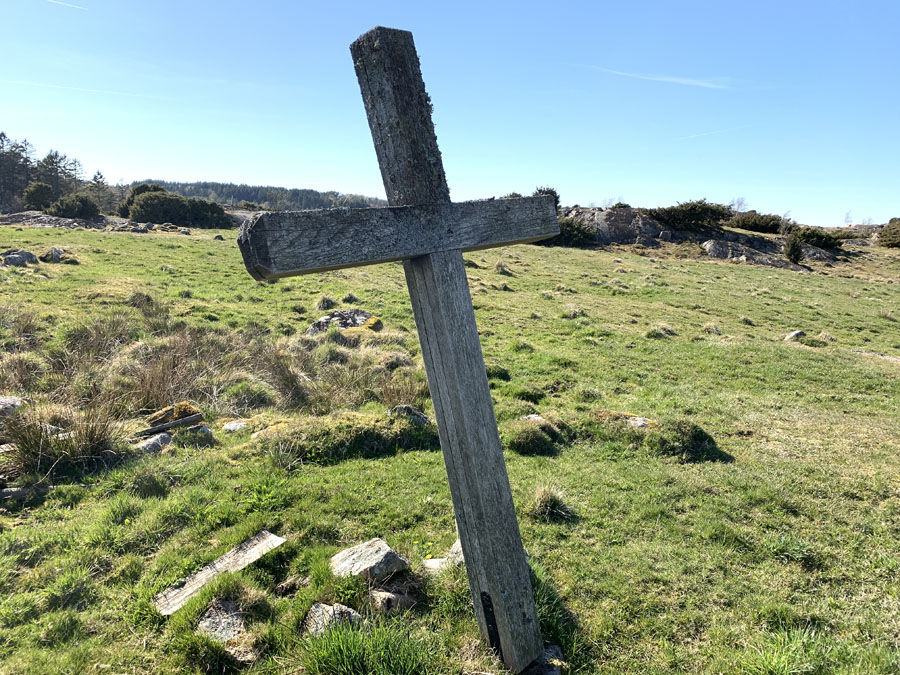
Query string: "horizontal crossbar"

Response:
xmin=238 ymin=196 xmax=559 ymax=280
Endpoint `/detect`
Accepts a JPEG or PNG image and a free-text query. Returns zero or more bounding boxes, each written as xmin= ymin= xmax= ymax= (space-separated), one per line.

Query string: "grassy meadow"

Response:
xmin=1 ymin=223 xmax=899 ymax=674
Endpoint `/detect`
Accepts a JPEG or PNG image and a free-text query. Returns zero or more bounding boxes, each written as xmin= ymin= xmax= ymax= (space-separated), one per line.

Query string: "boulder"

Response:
xmin=330 ymin=538 xmax=409 ymax=582
xmin=222 ymin=420 xmax=250 ymax=433
xmin=307 ymin=309 xmax=380 ymax=335
xmin=0 ymin=396 xmax=27 ymax=418
xmin=784 ymin=330 xmax=805 ymax=341
xmin=179 ymin=228 xmax=191 ymax=235
xmin=38 ymin=247 xmax=64 ymax=263
xmin=388 ymin=404 xmax=431 ymax=426
xmin=213 ymin=234 xmax=225 ymax=241
xmin=702 ymin=239 xmax=804 ymax=270
xmin=135 ymin=432 xmax=172 ymax=453
xmin=557 ymin=206 xmax=662 ymax=245
xmin=303 ymin=602 xmax=362 ymax=635
xmin=1 ymin=249 xmax=38 ymax=266
xmin=370 ymin=589 xmax=416 ymax=613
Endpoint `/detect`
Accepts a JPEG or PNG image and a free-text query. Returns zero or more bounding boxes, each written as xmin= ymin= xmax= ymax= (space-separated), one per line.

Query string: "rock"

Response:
xmin=658 ymin=230 xmax=673 ymax=242
xmin=447 ymin=538 xmax=464 ymax=565
xmin=197 ymin=599 xmax=256 ymax=664
xmin=197 ymin=598 xmax=245 ymax=643
xmin=179 ymin=228 xmax=191 ymax=235
xmin=307 ymin=309 xmax=380 ymax=335
xmin=0 ymin=396 xmax=27 ymax=418
xmin=223 ymin=420 xmax=250 ymax=433
xmin=702 ymin=239 xmax=804 ymax=270
xmin=38 ymin=247 xmax=64 ymax=263
xmin=422 ymin=557 xmax=451 ymax=573
xmin=213 ymin=234 xmax=225 ymax=241
xmin=798 ymin=243 xmax=837 ymax=262
xmin=521 ymin=644 xmax=565 ymax=675
xmin=626 ymin=417 xmax=653 ymax=428
xmin=389 ymin=404 xmax=431 ymax=426
xmin=275 ymin=574 xmax=310 ymax=596
xmin=1 ymin=249 xmax=38 ymax=267
xmin=2 ymin=254 xmax=26 ymax=267
xmin=135 ymin=432 xmax=172 ymax=453
xmin=556 ymin=206 xmax=662 ymax=245
xmin=303 ymin=602 xmax=362 ymax=635
xmin=330 ymin=538 xmax=409 ymax=582
xmin=131 ymin=225 xmax=148 ymax=234
xmin=784 ymin=330 xmax=805 ymax=341
xmin=370 ymin=589 xmax=416 ymax=613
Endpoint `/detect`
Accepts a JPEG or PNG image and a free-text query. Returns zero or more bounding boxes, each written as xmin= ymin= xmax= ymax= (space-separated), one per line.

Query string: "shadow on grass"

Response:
xmin=531 ymin=560 xmax=587 ymax=668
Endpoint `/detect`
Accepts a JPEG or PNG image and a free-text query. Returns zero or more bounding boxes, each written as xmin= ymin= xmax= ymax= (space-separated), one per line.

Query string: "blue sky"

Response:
xmin=2 ymin=0 xmax=897 ymax=226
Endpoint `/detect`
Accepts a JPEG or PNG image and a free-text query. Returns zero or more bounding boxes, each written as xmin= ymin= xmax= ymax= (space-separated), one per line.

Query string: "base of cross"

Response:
xmin=521 ymin=644 xmax=565 ymax=675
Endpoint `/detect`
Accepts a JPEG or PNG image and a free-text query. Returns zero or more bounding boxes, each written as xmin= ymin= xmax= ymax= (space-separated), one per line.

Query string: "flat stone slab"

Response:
xmin=330 ymin=537 xmax=409 ymax=582
xmin=153 ymin=530 xmax=286 ymax=616
xmin=223 ymin=420 xmax=250 ymax=433
xmin=303 ymin=602 xmax=362 ymax=635
xmin=197 ymin=599 xmax=245 ymax=643
xmin=135 ymin=433 xmax=172 ymax=453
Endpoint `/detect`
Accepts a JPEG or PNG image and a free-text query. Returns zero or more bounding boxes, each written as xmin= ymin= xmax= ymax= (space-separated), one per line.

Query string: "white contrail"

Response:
xmin=578 ymin=64 xmax=731 ymax=90
xmin=0 ymin=79 xmax=160 ymax=99
xmin=46 ymin=0 xmax=88 ymax=10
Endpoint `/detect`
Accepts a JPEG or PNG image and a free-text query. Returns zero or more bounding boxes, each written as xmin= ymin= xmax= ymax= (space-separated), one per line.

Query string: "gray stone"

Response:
xmin=1 ymin=249 xmax=38 ymax=265
xmin=447 ymin=538 xmax=464 ymax=565
xmin=2 ymin=254 xmax=26 ymax=267
xmin=389 ymin=404 xmax=431 ymax=426
xmin=330 ymin=537 xmax=409 ymax=581
xmin=181 ymin=424 xmax=215 ymax=446
xmin=626 ymin=417 xmax=653 ymax=428
xmin=179 ymin=228 xmax=191 ymax=235
xmin=556 ymin=206 xmax=662 ymax=245
xmin=197 ymin=599 xmax=245 ymax=643
xmin=658 ymin=230 xmax=673 ymax=242
xmin=0 ymin=396 xmax=27 ymax=418
xmin=303 ymin=602 xmax=362 ymax=635
xmin=702 ymin=239 xmax=804 ymax=271
xmin=135 ymin=432 xmax=172 ymax=452
xmin=213 ymin=234 xmax=225 ymax=241
xmin=370 ymin=589 xmax=416 ymax=613
xmin=784 ymin=330 xmax=805 ymax=341
xmin=223 ymin=420 xmax=250 ymax=433
xmin=521 ymin=644 xmax=565 ymax=675
xmin=307 ymin=309 xmax=374 ymax=335
xmin=38 ymin=247 xmax=64 ymax=263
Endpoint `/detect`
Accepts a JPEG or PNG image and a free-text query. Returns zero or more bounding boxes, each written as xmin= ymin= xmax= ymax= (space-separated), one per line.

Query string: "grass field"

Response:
xmin=1 ymin=223 xmax=899 ymax=674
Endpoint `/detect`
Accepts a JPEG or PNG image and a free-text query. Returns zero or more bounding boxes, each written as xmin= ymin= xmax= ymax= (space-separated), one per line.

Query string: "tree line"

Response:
xmin=0 ymin=131 xmax=385 ymax=217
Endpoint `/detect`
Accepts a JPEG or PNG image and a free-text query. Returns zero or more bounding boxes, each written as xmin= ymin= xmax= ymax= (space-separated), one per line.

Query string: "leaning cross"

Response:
xmin=238 ymin=26 xmax=558 ymax=672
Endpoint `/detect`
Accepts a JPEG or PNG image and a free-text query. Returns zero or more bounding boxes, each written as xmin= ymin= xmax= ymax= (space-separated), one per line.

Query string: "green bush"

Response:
xmin=729 ymin=210 xmax=785 ymax=234
xmin=45 ymin=194 xmax=100 ymax=219
xmin=879 ymin=219 xmax=900 ymax=248
xmin=502 ymin=418 xmax=561 ymax=456
xmin=793 ymin=227 xmax=842 ymax=251
xmin=784 ymin=232 xmax=804 ymax=264
xmin=536 ymin=216 xmax=594 ymax=248
xmin=24 ymin=182 xmax=53 ymax=210
xmin=127 ymin=191 xmax=230 ymax=228
xmin=646 ymin=199 xmax=731 ymax=232
xmin=117 ymin=183 xmax=166 ymax=217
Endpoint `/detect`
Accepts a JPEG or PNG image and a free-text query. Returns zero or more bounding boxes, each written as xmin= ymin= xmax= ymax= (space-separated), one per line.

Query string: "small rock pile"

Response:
xmin=306 ymin=309 xmax=382 ymax=335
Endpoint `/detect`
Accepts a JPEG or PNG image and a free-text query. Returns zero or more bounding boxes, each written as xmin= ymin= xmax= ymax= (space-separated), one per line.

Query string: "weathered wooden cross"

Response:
xmin=238 ymin=26 xmax=558 ymax=672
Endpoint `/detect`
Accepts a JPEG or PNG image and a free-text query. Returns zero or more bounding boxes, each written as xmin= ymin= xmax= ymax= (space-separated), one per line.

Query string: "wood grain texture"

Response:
xmin=352 ymin=26 xmax=544 ymax=672
xmin=153 ymin=531 xmax=286 ymax=616
xmin=238 ymin=196 xmax=558 ymax=279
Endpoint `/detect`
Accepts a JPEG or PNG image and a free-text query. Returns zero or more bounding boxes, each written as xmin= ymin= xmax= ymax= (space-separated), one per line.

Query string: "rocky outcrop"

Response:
xmin=558 ymin=206 xmax=663 ymax=245
xmin=307 ymin=309 xmax=381 ymax=335
xmin=701 ymin=240 xmax=805 ymax=270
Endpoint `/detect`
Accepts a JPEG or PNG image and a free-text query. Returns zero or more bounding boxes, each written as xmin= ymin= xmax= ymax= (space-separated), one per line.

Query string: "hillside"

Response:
xmin=1 ymin=221 xmax=899 ymax=673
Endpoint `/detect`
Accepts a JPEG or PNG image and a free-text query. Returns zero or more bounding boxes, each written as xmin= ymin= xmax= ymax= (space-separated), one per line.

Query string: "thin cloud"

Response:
xmin=0 ymin=79 xmax=163 ymax=100
xmin=578 ymin=64 xmax=731 ymax=90
xmin=677 ymin=124 xmax=752 ymax=140
xmin=46 ymin=0 xmax=88 ymax=9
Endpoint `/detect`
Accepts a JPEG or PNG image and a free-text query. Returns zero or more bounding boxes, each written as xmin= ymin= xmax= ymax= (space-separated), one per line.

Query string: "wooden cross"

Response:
xmin=238 ymin=26 xmax=558 ymax=672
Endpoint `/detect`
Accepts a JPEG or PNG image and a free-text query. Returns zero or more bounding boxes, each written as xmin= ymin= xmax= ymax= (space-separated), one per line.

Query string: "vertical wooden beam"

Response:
xmin=351 ymin=27 xmax=543 ymax=672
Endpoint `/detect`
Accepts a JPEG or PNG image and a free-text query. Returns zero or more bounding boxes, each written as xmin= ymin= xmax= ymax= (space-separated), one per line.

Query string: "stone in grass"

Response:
xmin=38 ymin=247 xmax=64 ymax=263
xmin=222 ymin=420 xmax=250 ymax=433
xmin=521 ymin=644 xmax=565 ymax=675
xmin=178 ymin=424 xmax=215 ymax=447
xmin=306 ymin=309 xmax=380 ymax=335
xmin=135 ymin=432 xmax=172 ymax=453
xmin=422 ymin=539 xmax=465 ymax=574
xmin=784 ymin=330 xmax=805 ymax=341
xmin=0 ymin=396 xmax=28 ymax=419
xmin=370 ymin=589 xmax=416 ymax=614
xmin=197 ymin=599 xmax=257 ymax=664
xmin=389 ymin=404 xmax=431 ymax=427
xmin=330 ymin=538 xmax=409 ymax=582
xmin=303 ymin=602 xmax=362 ymax=635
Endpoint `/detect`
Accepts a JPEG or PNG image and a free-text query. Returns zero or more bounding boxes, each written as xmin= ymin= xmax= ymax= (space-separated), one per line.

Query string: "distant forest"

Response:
xmin=132 ymin=180 xmax=387 ymax=211
xmin=0 ymin=130 xmax=384 ymax=214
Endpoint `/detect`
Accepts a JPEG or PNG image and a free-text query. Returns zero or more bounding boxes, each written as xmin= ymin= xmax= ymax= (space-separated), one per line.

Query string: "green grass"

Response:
xmin=0 ymin=225 xmax=899 ymax=673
